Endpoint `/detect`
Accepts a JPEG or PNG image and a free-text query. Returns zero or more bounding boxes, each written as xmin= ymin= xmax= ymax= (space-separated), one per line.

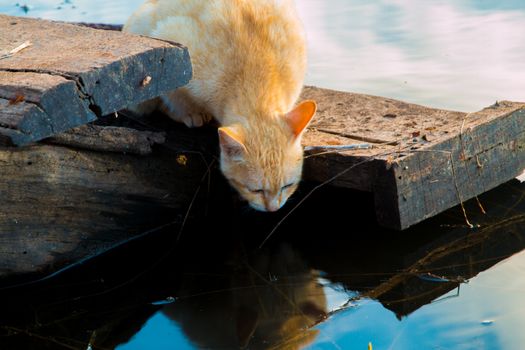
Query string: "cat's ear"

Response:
xmin=285 ymin=100 xmax=317 ymax=139
xmin=218 ymin=126 xmax=247 ymax=160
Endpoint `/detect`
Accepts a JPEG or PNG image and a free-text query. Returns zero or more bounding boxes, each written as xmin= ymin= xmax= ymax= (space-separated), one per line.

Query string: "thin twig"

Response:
xmin=304 ymin=143 xmax=372 ymax=152
xmin=176 ymin=158 xmax=216 ymax=241
xmin=449 ymin=152 xmax=475 ymax=228
xmin=304 ymin=143 xmax=372 ymax=159
xmin=0 ymin=41 xmax=32 ymax=60
xmin=459 ymin=113 xmax=486 ymax=215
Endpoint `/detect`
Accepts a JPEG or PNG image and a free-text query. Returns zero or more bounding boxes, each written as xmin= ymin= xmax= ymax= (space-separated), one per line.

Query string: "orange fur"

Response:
xmin=124 ymin=0 xmax=316 ymax=211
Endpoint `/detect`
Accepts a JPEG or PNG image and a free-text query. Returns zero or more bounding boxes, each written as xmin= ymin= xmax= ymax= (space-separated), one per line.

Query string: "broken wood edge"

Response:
xmin=45 ymin=124 xmax=166 ymax=155
xmin=71 ymin=22 xmax=123 ymax=31
xmin=0 ymin=15 xmax=193 ymax=146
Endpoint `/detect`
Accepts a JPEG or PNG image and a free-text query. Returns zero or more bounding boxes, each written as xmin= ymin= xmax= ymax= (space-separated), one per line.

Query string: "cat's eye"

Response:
xmin=250 ymin=189 xmax=264 ymax=194
xmin=282 ymin=183 xmax=295 ymax=190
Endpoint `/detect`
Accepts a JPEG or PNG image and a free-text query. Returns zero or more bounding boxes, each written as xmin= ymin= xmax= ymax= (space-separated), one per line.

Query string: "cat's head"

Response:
xmin=218 ymin=100 xmax=316 ymax=212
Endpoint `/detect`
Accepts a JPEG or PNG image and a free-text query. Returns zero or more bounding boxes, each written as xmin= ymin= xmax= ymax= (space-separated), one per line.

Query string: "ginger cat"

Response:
xmin=124 ymin=0 xmax=316 ymax=212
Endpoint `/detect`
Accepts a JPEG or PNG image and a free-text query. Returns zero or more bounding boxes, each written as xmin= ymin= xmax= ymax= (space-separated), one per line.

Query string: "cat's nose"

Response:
xmin=265 ymin=197 xmax=282 ymax=212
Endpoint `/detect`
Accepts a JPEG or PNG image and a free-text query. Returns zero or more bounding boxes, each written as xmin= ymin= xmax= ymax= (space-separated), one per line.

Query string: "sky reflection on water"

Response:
xmin=314 ymin=252 xmax=525 ymax=350
xmin=297 ymin=0 xmax=525 ymax=111
xmin=2 ymin=0 xmax=524 ymax=111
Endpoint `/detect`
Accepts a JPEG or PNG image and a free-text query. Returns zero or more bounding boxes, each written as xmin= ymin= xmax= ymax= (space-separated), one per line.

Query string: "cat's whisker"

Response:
xmin=259 ymin=146 xmax=415 ymax=248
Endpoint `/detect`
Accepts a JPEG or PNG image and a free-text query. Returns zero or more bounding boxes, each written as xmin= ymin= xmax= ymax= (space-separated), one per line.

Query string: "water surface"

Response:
xmin=2 ymin=0 xmax=524 ymax=110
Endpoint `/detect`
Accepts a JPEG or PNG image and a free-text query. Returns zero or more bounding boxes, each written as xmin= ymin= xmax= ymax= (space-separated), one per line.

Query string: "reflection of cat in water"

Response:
xmin=163 ymin=244 xmax=327 ymax=349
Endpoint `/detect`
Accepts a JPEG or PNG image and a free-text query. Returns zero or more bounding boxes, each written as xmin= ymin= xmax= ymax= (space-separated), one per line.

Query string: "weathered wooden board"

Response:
xmin=0 ymin=15 xmax=523 ymax=283
xmin=0 ymin=123 xmax=215 ymax=279
xmin=301 ymin=86 xmax=525 ymax=229
xmin=46 ymin=124 xmax=166 ymax=155
xmin=0 ymin=14 xmax=192 ymax=145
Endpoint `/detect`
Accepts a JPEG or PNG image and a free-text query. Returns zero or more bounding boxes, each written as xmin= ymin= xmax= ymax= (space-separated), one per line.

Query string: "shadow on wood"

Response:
xmin=0 ymin=117 xmax=218 ymax=280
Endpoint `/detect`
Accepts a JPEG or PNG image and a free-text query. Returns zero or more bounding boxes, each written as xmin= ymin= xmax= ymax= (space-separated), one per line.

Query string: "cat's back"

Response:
xmin=125 ymin=0 xmax=306 ymax=113
xmin=125 ymin=0 xmax=305 ymax=67
xmin=125 ymin=0 xmax=300 ymax=36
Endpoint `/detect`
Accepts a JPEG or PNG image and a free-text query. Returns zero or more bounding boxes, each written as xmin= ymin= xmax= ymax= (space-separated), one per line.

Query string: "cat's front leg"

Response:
xmin=127 ymin=97 xmax=162 ymax=116
xmin=160 ymin=88 xmax=212 ymax=128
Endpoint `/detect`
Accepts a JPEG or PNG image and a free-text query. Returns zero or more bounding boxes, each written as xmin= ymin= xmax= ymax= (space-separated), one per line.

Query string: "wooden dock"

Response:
xmin=0 ymin=15 xmax=524 ymax=281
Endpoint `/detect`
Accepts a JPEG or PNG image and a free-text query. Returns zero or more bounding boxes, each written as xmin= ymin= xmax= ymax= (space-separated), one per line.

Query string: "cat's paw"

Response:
xmin=181 ymin=112 xmax=213 ymax=128
xmin=161 ymin=105 xmax=212 ymax=128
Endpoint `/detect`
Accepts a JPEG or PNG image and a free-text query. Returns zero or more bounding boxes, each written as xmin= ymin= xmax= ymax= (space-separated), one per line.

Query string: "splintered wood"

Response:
xmin=301 ymin=86 xmax=525 ymax=229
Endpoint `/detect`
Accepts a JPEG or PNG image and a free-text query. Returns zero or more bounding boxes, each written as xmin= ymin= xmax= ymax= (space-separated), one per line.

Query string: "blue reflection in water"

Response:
xmin=116 ymin=250 xmax=525 ymax=350
xmin=117 ymin=313 xmax=195 ymax=350
xmin=312 ymin=250 xmax=525 ymax=350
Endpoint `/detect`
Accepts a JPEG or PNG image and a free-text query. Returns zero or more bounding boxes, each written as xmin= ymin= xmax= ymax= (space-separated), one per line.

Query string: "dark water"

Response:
xmin=1 ymin=1 xmax=525 ymax=349
xmin=2 ymin=180 xmax=525 ymax=350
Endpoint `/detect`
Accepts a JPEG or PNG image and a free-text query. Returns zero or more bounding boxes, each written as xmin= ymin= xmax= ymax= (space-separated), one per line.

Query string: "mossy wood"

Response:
xmin=0 ymin=14 xmax=191 ymax=145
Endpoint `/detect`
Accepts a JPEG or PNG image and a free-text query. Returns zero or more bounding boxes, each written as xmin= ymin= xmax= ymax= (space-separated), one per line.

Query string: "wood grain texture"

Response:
xmin=46 ymin=124 xmax=166 ymax=155
xmin=0 ymin=139 xmax=212 ymax=279
xmin=0 ymin=15 xmax=192 ymax=145
xmin=301 ymin=86 xmax=525 ymax=229
xmin=0 ymin=71 xmax=95 ymax=144
xmin=382 ymin=105 xmax=525 ymax=229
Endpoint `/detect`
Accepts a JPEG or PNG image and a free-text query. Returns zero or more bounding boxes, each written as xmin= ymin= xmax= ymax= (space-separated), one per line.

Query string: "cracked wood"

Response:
xmin=46 ymin=124 xmax=166 ymax=155
xmin=301 ymin=87 xmax=525 ymax=229
xmin=0 ymin=14 xmax=192 ymax=145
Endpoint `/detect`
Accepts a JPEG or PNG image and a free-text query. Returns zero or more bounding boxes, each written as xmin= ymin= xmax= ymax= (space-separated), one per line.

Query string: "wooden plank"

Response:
xmin=302 ymin=86 xmax=466 ymax=154
xmin=301 ymin=86 xmax=525 ymax=229
xmin=0 ymin=101 xmax=220 ymax=281
xmin=0 ymin=15 xmax=192 ymax=145
xmin=0 ymin=72 xmax=95 ymax=144
xmin=380 ymin=105 xmax=525 ymax=229
xmin=46 ymin=124 xmax=166 ymax=155
xmin=0 ymin=138 xmax=211 ymax=279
